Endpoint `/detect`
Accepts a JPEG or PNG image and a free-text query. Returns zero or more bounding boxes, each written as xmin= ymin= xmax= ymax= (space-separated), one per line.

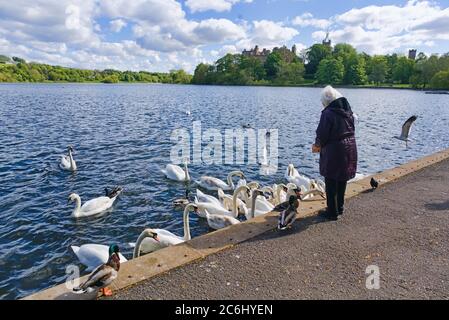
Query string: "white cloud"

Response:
xmin=292 ymin=13 xmax=331 ymax=29
xmin=109 ymin=19 xmax=127 ymax=32
xmin=185 ymin=0 xmax=253 ymax=13
xmin=325 ymin=0 xmax=449 ymax=54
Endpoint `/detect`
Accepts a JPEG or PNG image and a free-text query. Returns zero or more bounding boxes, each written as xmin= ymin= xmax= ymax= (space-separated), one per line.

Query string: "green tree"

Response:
xmin=345 ymin=55 xmax=368 ymax=85
xmin=429 ymin=70 xmax=449 ymax=89
xmin=305 ymin=44 xmax=332 ymax=76
xmin=192 ymin=63 xmax=210 ymax=84
xmin=264 ymin=51 xmax=282 ymax=79
xmin=274 ymin=61 xmax=305 ymax=85
xmin=392 ymin=56 xmax=415 ymax=84
xmin=368 ymin=56 xmax=388 ymax=85
xmin=316 ymin=58 xmax=344 ymax=84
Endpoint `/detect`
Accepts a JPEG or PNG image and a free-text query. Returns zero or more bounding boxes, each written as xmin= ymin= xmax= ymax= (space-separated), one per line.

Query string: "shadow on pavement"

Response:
xmin=425 ymin=200 xmax=449 ymax=211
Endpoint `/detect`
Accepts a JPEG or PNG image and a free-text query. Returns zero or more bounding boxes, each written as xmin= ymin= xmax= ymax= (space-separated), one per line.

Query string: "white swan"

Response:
xmin=132 ymin=204 xmax=197 ymax=258
xmin=60 ymin=146 xmax=77 ymax=172
xmin=194 ymin=185 xmax=249 ymax=218
xmin=196 ymin=171 xmax=245 ymax=191
xmin=161 ymin=160 xmax=190 ymax=182
xmin=71 ymin=244 xmax=127 ymax=271
xmin=196 ymin=189 xmax=222 ymax=207
xmin=68 ymin=188 xmax=122 ymax=218
xmin=247 ymin=189 xmax=273 ymax=219
xmin=217 ymin=188 xmax=248 ymax=216
xmin=285 ymin=164 xmax=312 ymax=190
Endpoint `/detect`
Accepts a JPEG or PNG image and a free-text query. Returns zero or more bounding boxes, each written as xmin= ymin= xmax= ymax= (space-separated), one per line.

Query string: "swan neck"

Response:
xmin=227 ymin=173 xmax=235 ymax=189
xmin=72 ymin=195 xmax=81 ymax=217
xmin=68 ymin=150 xmax=75 ymax=169
xmin=133 ymin=231 xmax=150 ymax=259
xmin=232 ymin=186 xmax=247 ymax=217
xmin=184 ymin=162 xmax=190 ymax=181
xmin=250 ymin=192 xmax=258 ymax=218
xmin=183 ymin=205 xmax=193 ymax=240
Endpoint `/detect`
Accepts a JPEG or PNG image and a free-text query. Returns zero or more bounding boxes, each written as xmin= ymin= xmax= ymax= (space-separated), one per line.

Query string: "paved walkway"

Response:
xmin=110 ymin=159 xmax=449 ymax=300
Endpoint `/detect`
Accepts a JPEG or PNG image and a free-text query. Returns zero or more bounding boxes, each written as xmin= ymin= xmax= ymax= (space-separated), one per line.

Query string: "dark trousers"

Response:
xmin=325 ymin=178 xmax=347 ymax=217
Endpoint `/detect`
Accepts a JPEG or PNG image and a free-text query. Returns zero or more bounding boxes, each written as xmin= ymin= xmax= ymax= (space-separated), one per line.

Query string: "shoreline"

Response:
xmin=23 ymin=147 xmax=449 ymax=300
xmin=0 ymin=81 xmax=435 ymax=91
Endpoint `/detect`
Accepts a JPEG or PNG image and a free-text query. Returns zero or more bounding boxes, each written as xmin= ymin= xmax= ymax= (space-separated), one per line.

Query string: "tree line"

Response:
xmin=0 ymin=55 xmax=192 ymax=84
xmin=192 ymin=43 xmax=449 ymax=89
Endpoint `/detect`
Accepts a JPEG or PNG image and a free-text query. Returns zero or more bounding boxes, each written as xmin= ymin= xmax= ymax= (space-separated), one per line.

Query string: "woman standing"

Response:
xmin=312 ymin=86 xmax=357 ymax=220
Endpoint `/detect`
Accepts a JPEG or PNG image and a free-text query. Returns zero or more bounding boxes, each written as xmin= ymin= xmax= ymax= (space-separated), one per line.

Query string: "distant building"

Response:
xmin=242 ymin=44 xmax=298 ymax=62
xmin=322 ymin=32 xmax=331 ymax=47
xmin=408 ymin=49 xmax=417 ymax=60
xmin=242 ymin=45 xmax=271 ymax=62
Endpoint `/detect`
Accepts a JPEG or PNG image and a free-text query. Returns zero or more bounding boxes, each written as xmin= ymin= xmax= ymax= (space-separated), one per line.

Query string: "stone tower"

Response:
xmin=292 ymin=44 xmax=297 ymax=55
xmin=322 ymin=32 xmax=331 ymax=47
xmin=408 ymin=49 xmax=417 ymax=60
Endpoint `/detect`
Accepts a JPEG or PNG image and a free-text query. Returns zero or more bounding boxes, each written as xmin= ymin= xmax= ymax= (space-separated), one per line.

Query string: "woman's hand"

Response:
xmin=312 ymin=144 xmax=321 ymax=153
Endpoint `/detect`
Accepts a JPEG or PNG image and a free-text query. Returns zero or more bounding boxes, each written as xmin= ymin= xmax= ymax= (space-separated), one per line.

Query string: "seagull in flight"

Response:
xmin=395 ymin=115 xmax=418 ymax=147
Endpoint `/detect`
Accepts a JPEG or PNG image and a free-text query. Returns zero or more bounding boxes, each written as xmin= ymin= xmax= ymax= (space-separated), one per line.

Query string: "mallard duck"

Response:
xmin=278 ymin=196 xmax=300 ymax=230
xmin=60 ymin=146 xmax=77 ymax=172
xmin=73 ymin=244 xmax=121 ymax=296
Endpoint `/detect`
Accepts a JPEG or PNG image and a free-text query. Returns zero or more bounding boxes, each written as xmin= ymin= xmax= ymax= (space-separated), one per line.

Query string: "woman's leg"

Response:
xmin=325 ymin=177 xmax=338 ymax=217
xmin=337 ymin=180 xmax=347 ymax=215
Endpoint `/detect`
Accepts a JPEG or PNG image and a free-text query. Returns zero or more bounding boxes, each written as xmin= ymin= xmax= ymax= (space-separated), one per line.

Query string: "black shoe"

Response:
xmin=318 ymin=210 xmax=338 ymax=221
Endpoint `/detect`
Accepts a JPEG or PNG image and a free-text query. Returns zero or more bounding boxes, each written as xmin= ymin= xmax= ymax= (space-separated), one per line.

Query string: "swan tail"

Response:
xmin=106 ymin=186 xmax=123 ymax=199
xmin=127 ymin=242 xmax=136 ymax=248
xmin=71 ymin=246 xmax=80 ymax=255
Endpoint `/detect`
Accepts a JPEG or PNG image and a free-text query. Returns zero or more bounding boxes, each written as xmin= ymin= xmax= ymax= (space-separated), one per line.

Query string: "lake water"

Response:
xmin=0 ymin=83 xmax=448 ymax=299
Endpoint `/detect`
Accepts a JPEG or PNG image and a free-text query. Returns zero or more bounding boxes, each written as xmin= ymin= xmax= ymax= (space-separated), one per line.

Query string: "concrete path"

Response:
xmin=110 ymin=159 xmax=449 ymax=300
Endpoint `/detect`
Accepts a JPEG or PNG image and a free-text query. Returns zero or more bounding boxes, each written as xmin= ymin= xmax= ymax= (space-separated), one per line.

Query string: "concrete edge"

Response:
xmin=23 ymin=148 xmax=449 ymax=300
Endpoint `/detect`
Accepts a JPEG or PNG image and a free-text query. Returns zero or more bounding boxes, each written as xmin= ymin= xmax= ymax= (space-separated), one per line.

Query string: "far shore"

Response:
xmin=0 ymin=81 xmax=441 ymax=92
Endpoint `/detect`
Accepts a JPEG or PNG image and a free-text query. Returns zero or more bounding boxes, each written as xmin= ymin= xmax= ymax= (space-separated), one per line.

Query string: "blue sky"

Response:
xmin=1 ymin=0 xmax=449 ymax=72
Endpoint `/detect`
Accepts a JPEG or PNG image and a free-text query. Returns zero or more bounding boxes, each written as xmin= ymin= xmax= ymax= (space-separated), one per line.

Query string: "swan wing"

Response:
xmin=196 ymin=189 xmax=221 ymax=206
xmin=196 ymin=201 xmax=232 ymax=217
xmin=81 ymin=197 xmax=113 ymax=214
xmin=164 ymin=164 xmax=186 ymax=181
xmin=198 ymin=176 xmax=229 ymax=190
xmin=60 ymin=156 xmax=71 ymax=169
xmin=207 ymin=214 xmax=240 ymax=230
xmin=71 ymin=244 xmax=127 ymax=271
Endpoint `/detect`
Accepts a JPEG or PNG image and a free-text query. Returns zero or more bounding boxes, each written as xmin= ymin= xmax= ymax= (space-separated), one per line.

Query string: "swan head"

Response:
xmin=67 ymin=193 xmax=78 ymax=204
xmin=67 ymin=145 xmax=74 ymax=153
xmin=142 ymin=229 xmax=160 ymax=242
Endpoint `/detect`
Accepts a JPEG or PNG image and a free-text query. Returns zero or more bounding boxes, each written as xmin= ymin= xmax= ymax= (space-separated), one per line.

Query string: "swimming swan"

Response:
xmin=132 ymin=204 xmax=197 ymax=258
xmin=196 ymin=171 xmax=245 ymax=191
xmin=68 ymin=187 xmax=122 ymax=218
xmin=60 ymin=146 xmax=77 ymax=172
xmin=71 ymin=244 xmax=127 ymax=271
xmin=162 ymin=160 xmax=190 ymax=182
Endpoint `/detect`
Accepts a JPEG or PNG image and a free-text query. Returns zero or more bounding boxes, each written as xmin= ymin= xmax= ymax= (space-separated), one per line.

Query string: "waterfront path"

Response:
xmin=110 ymin=158 xmax=449 ymax=300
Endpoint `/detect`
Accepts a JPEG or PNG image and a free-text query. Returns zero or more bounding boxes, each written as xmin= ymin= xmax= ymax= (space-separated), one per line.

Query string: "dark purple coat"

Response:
xmin=315 ymin=97 xmax=357 ymax=182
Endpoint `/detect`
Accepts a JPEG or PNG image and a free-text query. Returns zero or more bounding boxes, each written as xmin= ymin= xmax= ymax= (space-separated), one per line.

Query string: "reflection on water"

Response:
xmin=0 ymin=83 xmax=448 ymax=299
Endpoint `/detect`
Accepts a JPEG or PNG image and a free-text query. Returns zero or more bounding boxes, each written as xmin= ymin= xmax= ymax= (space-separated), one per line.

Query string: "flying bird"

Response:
xmin=395 ymin=115 xmax=418 ymax=146
xmin=370 ymin=178 xmax=379 ymax=190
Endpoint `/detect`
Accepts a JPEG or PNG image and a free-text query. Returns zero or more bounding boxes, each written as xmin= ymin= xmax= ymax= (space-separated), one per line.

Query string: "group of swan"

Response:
xmin=162 ymin=161 xmax=245 ymax=192
xmin=69 ymin=157 xmax=327 ymax=271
